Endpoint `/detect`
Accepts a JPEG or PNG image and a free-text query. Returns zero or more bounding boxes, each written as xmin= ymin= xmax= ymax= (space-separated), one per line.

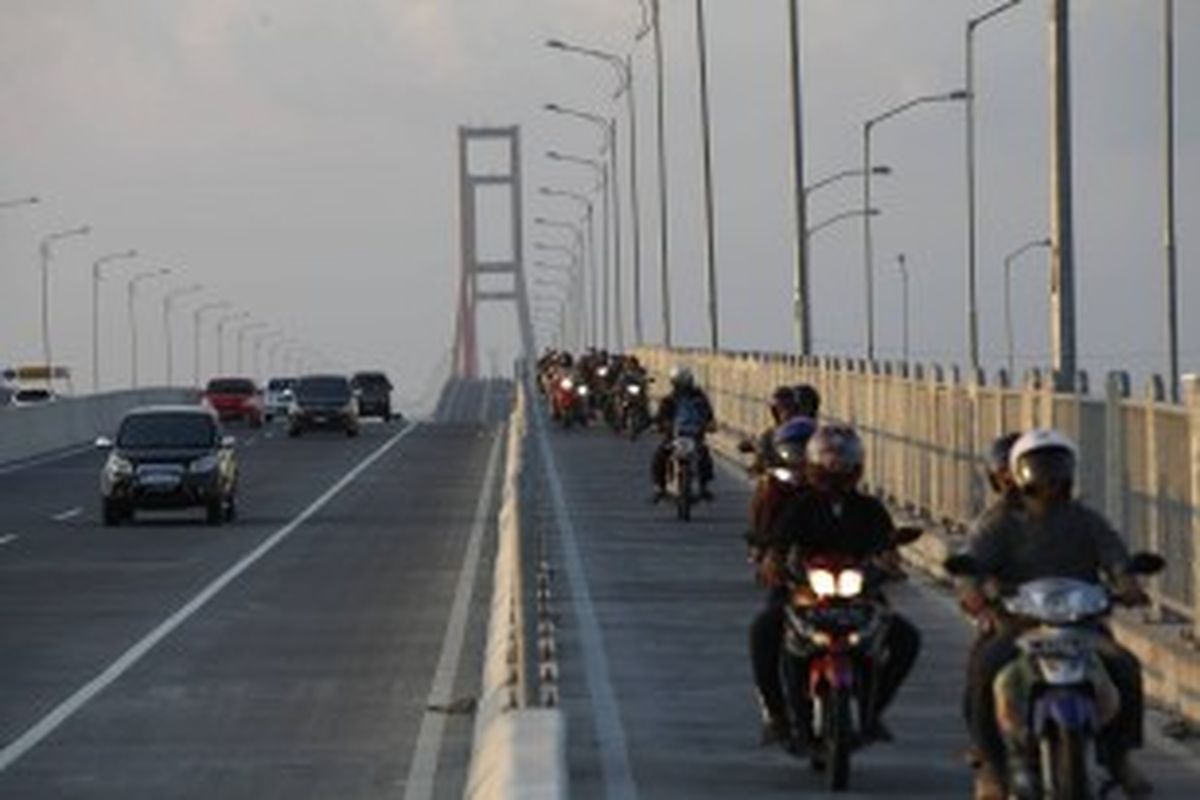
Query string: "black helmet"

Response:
xmin=805 ymin=424 xmax=864 ymax=491
xmin=773 ymin=417 xmax=818 ymax=467
xmin=794 ymin=384 xmax=821 ymax=418
xmin=986 ymin=432 xmax=1021 ymax=491
xmin=770 ymin=385 xmax=800 ymax=421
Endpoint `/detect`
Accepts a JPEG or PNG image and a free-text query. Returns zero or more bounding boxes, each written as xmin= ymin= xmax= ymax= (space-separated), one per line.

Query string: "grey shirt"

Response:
xmin=966 ymin=499 xmax=1131 ymax=588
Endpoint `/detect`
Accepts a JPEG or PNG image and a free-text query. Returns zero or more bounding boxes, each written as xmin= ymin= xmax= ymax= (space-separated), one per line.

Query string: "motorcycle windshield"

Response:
xmin=1003 ymin=578 xmax=1109 ymax=624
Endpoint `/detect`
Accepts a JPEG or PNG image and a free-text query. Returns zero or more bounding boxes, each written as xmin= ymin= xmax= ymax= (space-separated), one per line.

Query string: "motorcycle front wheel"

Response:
xmin=826 ymin=688 xmax=853 ymax=791
xmin=1044 ymin=727 xmax=1091 ymax=800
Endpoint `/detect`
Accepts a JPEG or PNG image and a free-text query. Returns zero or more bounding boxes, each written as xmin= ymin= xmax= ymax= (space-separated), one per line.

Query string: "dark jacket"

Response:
xmin=966 ymin=499 xmax=1131 ymax=588
xmin=768 ymin=489 xmax=895 ymax=561
xmin=655 ymin=387 xmax=714 ymax=437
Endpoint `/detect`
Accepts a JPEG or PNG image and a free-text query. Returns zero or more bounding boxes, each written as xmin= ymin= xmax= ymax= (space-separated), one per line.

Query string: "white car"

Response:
xmin=263 ymin=377 xmax=296 ymax=421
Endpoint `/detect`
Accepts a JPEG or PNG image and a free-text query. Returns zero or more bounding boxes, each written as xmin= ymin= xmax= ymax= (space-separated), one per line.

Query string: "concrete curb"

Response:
xmin=465 ymin=380 xmax=567 ymax=800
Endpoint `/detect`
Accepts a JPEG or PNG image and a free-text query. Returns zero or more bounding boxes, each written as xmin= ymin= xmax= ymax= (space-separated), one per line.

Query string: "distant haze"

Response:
xmin=1 ymin=0 xmax=1195 ymax=401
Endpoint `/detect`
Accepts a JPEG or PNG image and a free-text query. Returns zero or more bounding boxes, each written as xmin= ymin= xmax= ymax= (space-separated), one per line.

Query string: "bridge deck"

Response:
xmin=539 ymin=419 xmax=1200 ymax=798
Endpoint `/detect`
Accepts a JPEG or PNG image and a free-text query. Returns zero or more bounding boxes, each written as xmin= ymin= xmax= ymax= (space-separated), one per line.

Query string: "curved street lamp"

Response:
xmin=1004 ymin=237 xmax=1053 ymax=378
xmin=215 ymin=311 xmax=249 ymax=375
xmin=39 ymin=225 xmax=91 ymax=377
xmin=193 ymin=301 xmax=230 ymax=387
xmin=163 ymin=284 xmax=204 ymax=386
xmin=92 ymin=249 xmax=138 ymax=392
xmin=862 ymin=89 xmax=968 ymax=360
xmin=127 ymin=268 xmax=170 ymax=388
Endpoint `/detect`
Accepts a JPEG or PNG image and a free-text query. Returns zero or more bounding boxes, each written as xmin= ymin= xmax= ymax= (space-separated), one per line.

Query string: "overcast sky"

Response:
xmin=1 ymin=0 xmax=1195 ymax=402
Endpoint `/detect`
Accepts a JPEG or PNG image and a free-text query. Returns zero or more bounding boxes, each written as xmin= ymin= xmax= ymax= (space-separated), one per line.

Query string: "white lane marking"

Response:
xmin=52 ymin=507 xmax=83 ymax=522
xmin=402 ymin=421 xmax=505 ymax=800
xmin=0 ymin=444 xmax=95 ymax=477
xmin=0 ymin=535 xmax=18 ymax=546
xmin=0 ymin=422 xmax=420 ymax=774
xmin=530 ymin=391 xmax=639 ymax=800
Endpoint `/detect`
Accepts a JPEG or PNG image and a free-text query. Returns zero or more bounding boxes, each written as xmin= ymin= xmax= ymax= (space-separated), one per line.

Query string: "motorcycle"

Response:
xmin=618 ymin=378 xmax=651 ymax=439
xmin=551 ymin=373 xmax=590 ymax=429
xmin=665 ymin=433 xmax=699 ymax=521
xmin=944 ymin=551 xmax=1164 ymax=800
xmin=782 ymin=527 xmax=923 ymax=792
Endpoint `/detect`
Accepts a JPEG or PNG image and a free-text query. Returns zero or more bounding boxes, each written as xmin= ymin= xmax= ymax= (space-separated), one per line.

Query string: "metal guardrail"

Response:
xmin=636 ymin=347 xmax=1200 ymax=636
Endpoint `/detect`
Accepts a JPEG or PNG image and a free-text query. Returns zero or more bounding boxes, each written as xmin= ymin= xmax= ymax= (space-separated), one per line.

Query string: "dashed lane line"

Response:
xmin=51 ymin=507 xmax=83 ymax=522
xmin=0 ymin=421 xmax=420 ymax=774
xmin=0 ymin=535 xmax=18 ymax=546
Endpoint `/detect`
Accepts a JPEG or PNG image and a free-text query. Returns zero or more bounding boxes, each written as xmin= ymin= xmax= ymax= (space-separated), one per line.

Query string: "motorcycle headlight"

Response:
xmin=808 ymin=568 xmax=837 ymax=598
xmin=560 ymin=378 xmax=573 ymax=390
xmin=597 ymin=367 xmax=609 ymax=377
xmin=770 ymin=467 xmax=796 ymax=484
xmin=577 ymin=385 xmax=590 ymax=397
xmin=627 ymin=384 xmax=642 ymax=396
xmin=836 ymin=569 xmax=865 ymax=598
xmin=108 ymin=454 xmax=134 ymax=477
xmin=189 ymin=454 xmax=220 ymax=474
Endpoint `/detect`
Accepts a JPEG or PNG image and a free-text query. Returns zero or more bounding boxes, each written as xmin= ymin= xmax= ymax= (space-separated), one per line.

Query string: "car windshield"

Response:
xmin=353 ymin=373 xmax=390 ymax=390
xmin=207 ymin=379 xmax=255 ymax=395
xmin=297 ymin=377 xmax=351 ymax=401
xmin=118 ymin=414 xmax=216 ymax=449
xmin=267 ymin=378 xmax=295 ymax=392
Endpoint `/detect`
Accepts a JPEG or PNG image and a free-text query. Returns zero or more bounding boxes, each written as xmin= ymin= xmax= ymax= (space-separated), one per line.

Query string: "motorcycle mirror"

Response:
xmin=1126 ymin=552 xmax=1166 ymax=577
xmin=94 ymin=436 xmax=113 ymax=450
xmin=220 ymin=435 xmax=237 ymax=449
xmin=943 ymin=553 xmax=982 ymax=577
xmin=892 ymin=526 xmax=923 ymax=546
xmin=736 ymin=439 xmax=755 ymax=454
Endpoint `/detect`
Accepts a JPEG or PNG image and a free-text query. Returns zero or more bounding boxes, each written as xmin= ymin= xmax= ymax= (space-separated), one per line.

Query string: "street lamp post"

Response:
xmin=1003 ymin=238 xmax=1052 ymax=378
xmin=193 ymin=301 xmax=229 ymax=387
xmin=1163 ymin=0 xmax=1179 ymax=402
xmin=639 ymin=0 xmax=673 ymax=346
xmin=805 ymin=208 xmax=880 ymax=349
xmin=236 ymin=322 xmax=269 ymax=375
xmin=548 ymin=149 xmax=610 ymax=347
xmin=163 ymin=284 xmax=204 ymax=386
xmin=863 ymin=90 xmax=967 ymax=361
xmin=127 ymin=268 xmax=170 ymax=388
xmin=91 ymin=249 xmax=138 ymax=392
xmin=0 ymin=196 xmax=39 ymax=210
xmin=535 ymin=218 xmax=586 ymax=348
xmin=966 ymin=0 xmax=1023 ymax=374
xmin=39 ymin=225 xmax=91 ymax=378
xmin=547 ymin=40 xmax=646 ymax=346
xmin=253 ymin=330 xmax=283 ymax=381
xmin=788 ymin=0 xmax=811 ymax=356
xmin=894 ymin=253 xmax=911 ymax=365
xmin=1048 ymin=0 xmax=1077 ymax=390
xmin=545 ymin=107 xmax=623 ymax=349
xmin=694 ymin=0 xmax=719 ymax=350
xmin=540 ymin=187 xmax=597 ymax=346
xmin=216 ymin=312 xmax=249 ymax=375
xmin=534 ymin=241 xmax=582 ymax=350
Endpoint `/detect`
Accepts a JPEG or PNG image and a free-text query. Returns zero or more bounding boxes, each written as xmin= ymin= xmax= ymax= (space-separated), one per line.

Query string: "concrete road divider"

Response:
xmin=0 ymin=389 xmax=199 ymax=468
xmin=465 ymin=378 xmax=567 ymax=800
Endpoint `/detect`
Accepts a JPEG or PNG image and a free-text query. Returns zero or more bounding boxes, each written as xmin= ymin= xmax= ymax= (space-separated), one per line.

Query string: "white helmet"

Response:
xmin=1009 ymin=428 xmax=1077 ymax=492
xmin=668 ymin=365 xmax=694 ymax=389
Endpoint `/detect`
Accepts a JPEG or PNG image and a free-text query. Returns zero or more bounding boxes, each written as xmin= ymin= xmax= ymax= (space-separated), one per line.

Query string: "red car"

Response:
xmin=203 ymin=377 xmax=263 ymax=427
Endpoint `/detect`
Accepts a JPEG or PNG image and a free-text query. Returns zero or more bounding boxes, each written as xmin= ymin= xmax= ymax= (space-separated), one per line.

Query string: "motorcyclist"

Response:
xmin=959 ymin=429 xmax=1151 ymax=800
xmin=760 ymin=424 xmax=922 ymax=748
xmin=793 ymin=382 xmax=820 ymax=419
xmin=748 ymin=385 xmax=804 ymax=476
xmin=961 ymin=432 xmax=1023 ymax=762
xmin=746 ymin=416 xmax=817 ymax=744
xmin=651 ymin=366 xmax=715 ymax=501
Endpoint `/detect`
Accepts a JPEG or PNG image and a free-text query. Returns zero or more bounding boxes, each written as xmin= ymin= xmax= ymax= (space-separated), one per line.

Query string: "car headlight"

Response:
xmin=560 ymin=378 xmax=573 ymax=390
xmin=189 ymin=454 xmax=220 ymax=474
xmin=627 ymin=384 xmax=642 ymax=396
xmin=107 ymin=454 xmax=134 ymax=477
xmin=808 ymin=568 xmax=837 ymax=598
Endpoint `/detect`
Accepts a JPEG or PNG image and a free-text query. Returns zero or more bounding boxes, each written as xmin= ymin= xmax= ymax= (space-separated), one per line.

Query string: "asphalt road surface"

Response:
xmin=536 ymin=411 xmax=1200 ymax=799
xmin=0 ymin=379 xmax=511 ymax=800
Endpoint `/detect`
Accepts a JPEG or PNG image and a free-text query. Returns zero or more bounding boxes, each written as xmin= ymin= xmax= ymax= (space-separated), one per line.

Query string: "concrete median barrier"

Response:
xmin=465 ymin=378 xmax=567 ymax=800
xmin=0 ymin=389 xmax=199 ymax=467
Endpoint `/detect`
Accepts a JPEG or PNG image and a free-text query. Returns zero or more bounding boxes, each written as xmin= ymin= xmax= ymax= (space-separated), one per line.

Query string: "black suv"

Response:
xmin=98 ymin=406 xmax=238 ymax=526
xmin=350 ymin=371 xmax=395 ymax=421
xmin=288 ymin=374 xmax=360 ymax=437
